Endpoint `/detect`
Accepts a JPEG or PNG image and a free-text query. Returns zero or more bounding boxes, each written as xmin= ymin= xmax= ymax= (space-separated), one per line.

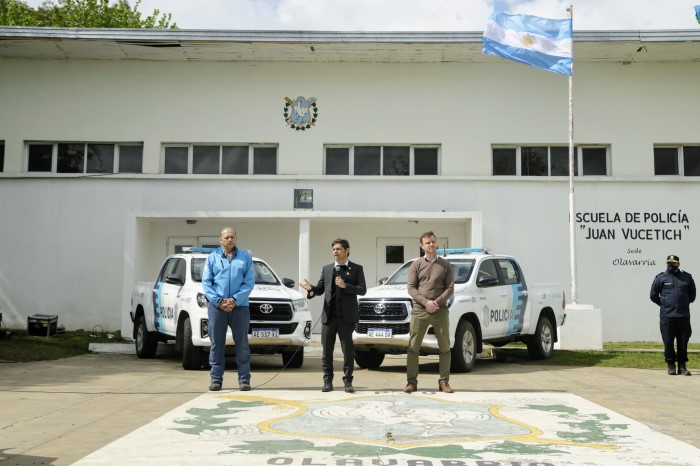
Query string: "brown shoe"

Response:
xmin=404 ymin=382 xmax=417 ymax=393
xmin=438 ymin=380 xmax=454 ymax=393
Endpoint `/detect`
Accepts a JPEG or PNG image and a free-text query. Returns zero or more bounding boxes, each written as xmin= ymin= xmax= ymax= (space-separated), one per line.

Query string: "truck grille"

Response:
xmin=249 ymin=300 xmax=293 ymax=321
xmin=355 ymin=323 xmax=410 ymax=335
xmin=358 ymin=300 xmax=409 ymax=321
xmin=249 ymin=322 xmax=298 ymax=335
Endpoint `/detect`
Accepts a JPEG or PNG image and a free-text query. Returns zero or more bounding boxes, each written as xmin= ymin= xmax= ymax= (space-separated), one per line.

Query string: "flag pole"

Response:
xmin=567 ymin=3 xmax=578 ymax=304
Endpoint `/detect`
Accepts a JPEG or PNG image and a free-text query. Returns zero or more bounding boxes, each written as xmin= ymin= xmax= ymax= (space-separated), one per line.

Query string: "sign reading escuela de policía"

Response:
xmin=575 ymin=209 xmax=691 ymax=267
xmin=284 ymin=96 xmax=318 ymax=131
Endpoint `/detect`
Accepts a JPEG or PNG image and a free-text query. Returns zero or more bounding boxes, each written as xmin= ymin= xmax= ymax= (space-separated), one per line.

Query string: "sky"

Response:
xmin=21 ymin=0 xmax=700 ymax=31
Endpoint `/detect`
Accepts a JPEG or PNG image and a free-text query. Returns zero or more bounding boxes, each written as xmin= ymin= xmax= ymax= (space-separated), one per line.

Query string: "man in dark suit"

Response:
xmin=301 ymin=239 xmax=366 ymax=393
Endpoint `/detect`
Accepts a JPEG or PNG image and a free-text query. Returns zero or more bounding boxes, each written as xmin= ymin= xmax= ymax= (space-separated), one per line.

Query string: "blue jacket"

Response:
xmin=650 ymin=269 xmax=696 ymax=318
xmin=202 ymin=245 xmax=255 ymax=307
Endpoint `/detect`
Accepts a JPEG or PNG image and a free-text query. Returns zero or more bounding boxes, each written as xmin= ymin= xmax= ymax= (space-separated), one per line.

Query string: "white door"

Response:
xmin=375 ymin=237 xmax=447 ymax=285
xmin=375 ymin=238 xmax=419 ymax=285
xmin=167 ymin=237 xmax=197 ymax=255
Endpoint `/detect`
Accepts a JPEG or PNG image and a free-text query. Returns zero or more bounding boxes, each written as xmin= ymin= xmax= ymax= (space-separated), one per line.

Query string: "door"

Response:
xmin=153 ymin=257 xmax=185 ymax=335
xmin=376 ymin=236 xmax=448 ymax=285
xmin=376 ymin=238 xmax=420 ymax=285
xmin=476 ymin=258 xmax=512 ymax=338
xmin=167 ymin=237 xmax=197 ymax=255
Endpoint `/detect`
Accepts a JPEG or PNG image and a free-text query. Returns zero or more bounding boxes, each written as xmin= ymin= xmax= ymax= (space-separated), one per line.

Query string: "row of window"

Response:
xmin=4 ymin=142 xmax=699 ymax=177
xmin=493 ymin=146 xmax=608 ymax=176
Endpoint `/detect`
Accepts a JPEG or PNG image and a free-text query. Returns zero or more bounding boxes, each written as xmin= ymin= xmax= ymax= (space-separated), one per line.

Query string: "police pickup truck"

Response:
xmin=130 ymin=248 xmax=312 ymax=370
xmin=353 ymin=248 xmax=566 ymax=372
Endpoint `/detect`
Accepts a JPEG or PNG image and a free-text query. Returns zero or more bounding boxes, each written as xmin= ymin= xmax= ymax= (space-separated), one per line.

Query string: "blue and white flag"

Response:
xmin=695 ymin=5 xmax=700 ymax=24
xmin=483 ymin=12 xmax=573 ymax=76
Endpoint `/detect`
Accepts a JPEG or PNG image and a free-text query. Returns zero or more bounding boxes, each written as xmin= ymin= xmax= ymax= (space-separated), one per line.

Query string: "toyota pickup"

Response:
xmin=131 ymin=248 xmax=312 ymax=370
xmin=352 ymin=248 xmax=566 ymax=372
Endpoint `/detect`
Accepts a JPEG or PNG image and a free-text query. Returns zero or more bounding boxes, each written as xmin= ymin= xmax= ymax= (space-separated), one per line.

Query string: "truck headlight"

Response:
xmin=197 ymin=293 xmax=208 ymax=308
xmin=293 ymin=298 xmax=309 ymax=313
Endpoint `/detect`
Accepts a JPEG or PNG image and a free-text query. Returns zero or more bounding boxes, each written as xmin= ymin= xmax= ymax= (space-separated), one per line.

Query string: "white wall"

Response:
xmin=1 ymin=56 xmax=699 ymax=341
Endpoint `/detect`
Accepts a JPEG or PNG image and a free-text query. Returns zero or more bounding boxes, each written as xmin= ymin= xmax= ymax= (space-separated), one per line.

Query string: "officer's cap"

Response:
xmin=666 ymin=254 xmax=680 ymax=265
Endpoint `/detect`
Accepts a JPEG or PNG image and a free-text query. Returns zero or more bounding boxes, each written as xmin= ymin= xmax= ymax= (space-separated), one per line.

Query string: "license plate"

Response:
xmin=367 ymin=328 xmax=392 ymax=338
xmin=252 ymin=328 xmax=279 ymax=338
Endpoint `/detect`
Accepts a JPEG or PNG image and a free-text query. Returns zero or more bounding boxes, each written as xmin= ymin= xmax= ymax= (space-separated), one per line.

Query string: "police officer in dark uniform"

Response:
xmin=650 ymin=254 xmax=696 ymax=376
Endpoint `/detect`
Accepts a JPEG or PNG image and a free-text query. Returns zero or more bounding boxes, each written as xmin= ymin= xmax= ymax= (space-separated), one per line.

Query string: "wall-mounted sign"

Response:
xmin=284 ymin=96 xmax=318 ymax=131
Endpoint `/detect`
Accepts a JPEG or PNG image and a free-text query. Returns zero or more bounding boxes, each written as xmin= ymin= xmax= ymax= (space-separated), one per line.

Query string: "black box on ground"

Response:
xmin=27 ymin=314 xmax=58 ymax=337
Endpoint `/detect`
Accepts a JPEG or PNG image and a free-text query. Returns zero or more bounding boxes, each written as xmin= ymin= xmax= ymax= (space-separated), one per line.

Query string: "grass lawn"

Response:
xmin=0 ymin=330 xmax=127 ymax=363
xmin=1 ymin=330 xmax=698 ymax=369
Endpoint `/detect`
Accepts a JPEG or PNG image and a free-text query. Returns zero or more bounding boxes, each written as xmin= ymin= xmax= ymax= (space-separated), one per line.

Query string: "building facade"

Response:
xmin=1 ymin=27 xmax=698 ymax=341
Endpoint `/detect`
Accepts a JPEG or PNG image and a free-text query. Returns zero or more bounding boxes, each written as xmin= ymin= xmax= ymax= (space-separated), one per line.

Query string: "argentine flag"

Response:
xmin=483 ymin=12 xmax=573 ymax=76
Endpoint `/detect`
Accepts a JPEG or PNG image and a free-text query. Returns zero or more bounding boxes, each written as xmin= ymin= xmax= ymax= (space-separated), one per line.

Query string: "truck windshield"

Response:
xmin=384 ymin=259 xmax=475 ymax=285
xmin=191 ymin=258 xmax=280 ymax=285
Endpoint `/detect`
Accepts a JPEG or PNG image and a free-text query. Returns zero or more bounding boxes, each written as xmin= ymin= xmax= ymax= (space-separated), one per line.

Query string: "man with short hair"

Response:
xmin=202 ymin=227 xmax=255 ymax=391
xmin=405 ymin=231 xmax=455 ymax=393
xmin=301 ymin=239 xmax=366 ymax=393
xmin=650 ymin=254 xmax=696 ymax=376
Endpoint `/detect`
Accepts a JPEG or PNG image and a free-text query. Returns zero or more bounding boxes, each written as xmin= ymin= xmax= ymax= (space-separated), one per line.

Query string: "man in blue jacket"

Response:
xmin=202 ymin=227 xmax=255 ymax=391
xmin=650 ymin=254 xmax=696 ymax=376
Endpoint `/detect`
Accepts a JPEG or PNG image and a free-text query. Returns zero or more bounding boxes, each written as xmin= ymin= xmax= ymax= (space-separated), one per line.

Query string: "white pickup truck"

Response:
xmin=130 ymin=249 xmax=312 ymax=370
xmin=352 ymin=248 xmax=566 ymax=372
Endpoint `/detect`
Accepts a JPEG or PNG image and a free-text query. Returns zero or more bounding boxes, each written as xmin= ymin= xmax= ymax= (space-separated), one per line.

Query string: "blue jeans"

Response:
xmin=208 ymin=303 xmax=250 ymax=383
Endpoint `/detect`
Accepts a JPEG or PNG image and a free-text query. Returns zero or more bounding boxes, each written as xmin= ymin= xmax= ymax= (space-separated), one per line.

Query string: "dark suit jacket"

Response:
xmin=307 ymin=261 xmax=367 ymax=325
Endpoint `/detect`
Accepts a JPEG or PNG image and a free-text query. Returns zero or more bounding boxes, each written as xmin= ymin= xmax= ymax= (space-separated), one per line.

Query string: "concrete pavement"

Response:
xmin=1 ymin=340 xmax=699 ymax=465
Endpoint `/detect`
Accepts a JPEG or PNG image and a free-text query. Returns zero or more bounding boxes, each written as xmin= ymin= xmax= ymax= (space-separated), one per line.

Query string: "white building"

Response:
xmin=1 ymin=27 xmax=698 ymax=342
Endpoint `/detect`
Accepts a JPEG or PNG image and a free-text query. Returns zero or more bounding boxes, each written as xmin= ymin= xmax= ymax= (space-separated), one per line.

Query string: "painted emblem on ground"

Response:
xmin=74 ymin=391 xmax=700 ymax=466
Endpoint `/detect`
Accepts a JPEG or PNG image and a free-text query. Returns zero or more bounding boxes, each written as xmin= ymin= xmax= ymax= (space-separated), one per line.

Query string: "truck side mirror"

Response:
xmin=282 ymin=278 xmax=295 ymax=288
xmin=378 ymin=277 xmax=388 ymax=285
xmin=165 ymin=274 xmax=185 ymax=286
xmin=477 ymin=274 xmax=499 ymax=287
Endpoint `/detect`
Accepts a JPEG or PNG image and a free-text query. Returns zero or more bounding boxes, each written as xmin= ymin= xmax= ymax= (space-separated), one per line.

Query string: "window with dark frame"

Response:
xmin=684 ymin=146 xmax=700 ymax=176
xmin=163 ymin=144 xmax=277 ymax=175
xmin=27 ymin=142 xmax=143 ymax=174
xmin=655 ymin=146 xmax=700 ymax=176
xmin=0 ymin=142 xmax=4 ymax=172
xmin=493 ymin=145 xmax=607 ymax=176
xmin=325 ymin=145 xmax=438 ymax=175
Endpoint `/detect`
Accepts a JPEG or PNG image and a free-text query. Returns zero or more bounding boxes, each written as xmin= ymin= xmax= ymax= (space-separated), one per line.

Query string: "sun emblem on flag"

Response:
xmin=522 ymin=35 xmax=534 ymax=47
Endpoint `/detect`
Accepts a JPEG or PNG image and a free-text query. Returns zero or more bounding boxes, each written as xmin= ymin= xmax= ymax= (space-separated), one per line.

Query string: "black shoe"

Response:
xmin=668 ymin=363 xmax=677 ymax=375
xmin=344 ymin=383 xmax=355 ymax=393
xmin=321 ymin=382 xmax=333 ymax=392
xmin=678 ymin=365 xmax=691 ymax=376
xmin=239 ymin=381 xmax=251 ymax=391
xmin=209 ymin=380 xmax=222 ymax=391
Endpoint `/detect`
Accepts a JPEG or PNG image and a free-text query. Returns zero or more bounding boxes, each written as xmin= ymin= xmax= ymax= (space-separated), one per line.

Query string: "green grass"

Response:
xmin=492 ymin=342 xmax=700 ymax=369
xmin=1 ymin=331 xmax=698 ymax=370
xmin=0 ymin=330 xmax=127 ymax=363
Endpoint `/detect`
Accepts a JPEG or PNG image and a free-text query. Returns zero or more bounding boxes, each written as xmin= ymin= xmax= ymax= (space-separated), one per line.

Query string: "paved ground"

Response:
xmin=1 ymin=341 xmax=699 ymax=465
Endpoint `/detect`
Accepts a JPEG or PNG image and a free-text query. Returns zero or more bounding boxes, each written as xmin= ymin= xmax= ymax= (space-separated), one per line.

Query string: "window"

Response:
xmin=654 ymin=146 xmax=700 ymax=176
xmin=492 ymin=145 xmax=607 ymax=176
xmin=26 ymin=143 xmax=143 ymax=174
xmin=324 ymin=145 xmax=439 ymax=175
xmin=0 ymin=141 xmax=4 ymax=172
xmin=497 ymin=259 xmax=519 ymax=285
xmin=385 ymin=246 xmax=405 ymax=264
xmin=164 ymin=144 xmax=277 ymax=175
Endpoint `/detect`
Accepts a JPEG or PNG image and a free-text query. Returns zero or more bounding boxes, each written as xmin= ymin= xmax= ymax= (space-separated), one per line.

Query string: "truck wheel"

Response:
xmin=527 ymin=316 xmax=554 ymax=360
xmin=282 ymin=348 xmax=304 ymax=368
xmin=451 ymin=320 xmax=477 ymax=373
xmin=354 ymin=349 xmax=385 ymax=369
xmin=135 ymin=314 xmax=158 ymax=359
xmin=182 ymin=316 xmax=204 ymax=370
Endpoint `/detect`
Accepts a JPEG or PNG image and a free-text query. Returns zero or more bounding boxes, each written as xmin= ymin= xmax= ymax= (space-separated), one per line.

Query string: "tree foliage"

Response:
xmin=0 ymin=0 xmax=177 ymax=28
